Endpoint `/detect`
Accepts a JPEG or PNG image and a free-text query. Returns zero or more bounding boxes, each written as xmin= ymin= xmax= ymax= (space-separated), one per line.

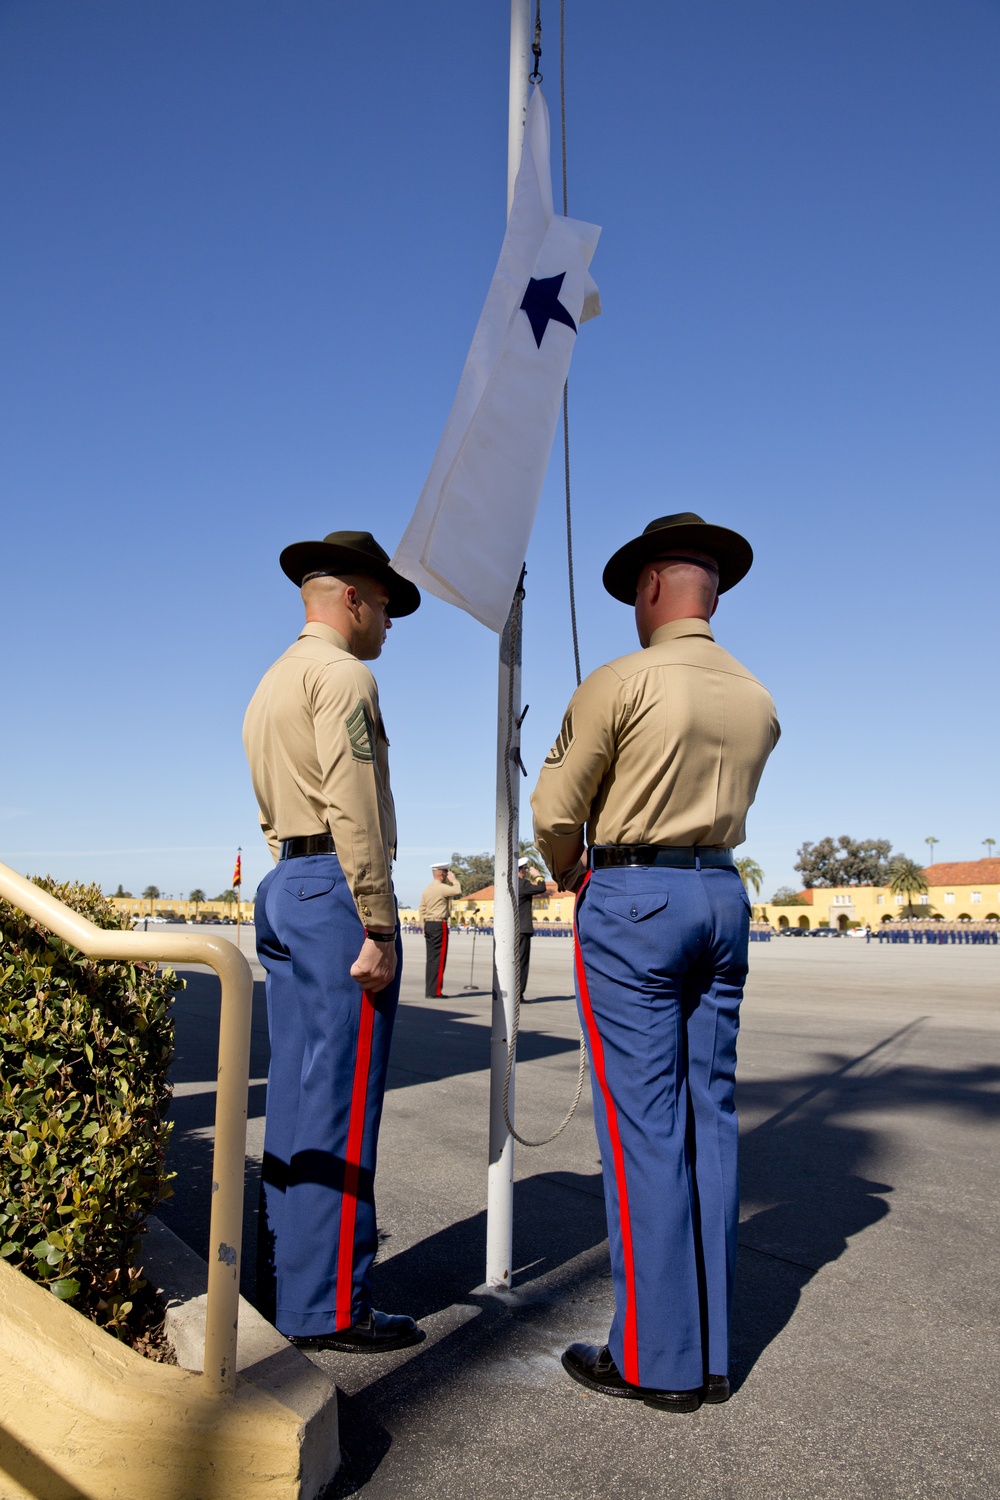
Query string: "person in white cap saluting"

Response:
xmin=418 ymin=861 xmax=463 ymax=997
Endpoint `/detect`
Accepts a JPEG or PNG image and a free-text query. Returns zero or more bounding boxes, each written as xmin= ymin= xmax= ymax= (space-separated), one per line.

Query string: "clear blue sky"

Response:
xmin=1 ymin=0 xmax=997 ymax=907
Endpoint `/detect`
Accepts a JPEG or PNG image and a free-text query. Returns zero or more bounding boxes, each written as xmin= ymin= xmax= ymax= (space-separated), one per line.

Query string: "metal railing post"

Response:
xmin=0 ymin=860 xmax=253 ymax=1395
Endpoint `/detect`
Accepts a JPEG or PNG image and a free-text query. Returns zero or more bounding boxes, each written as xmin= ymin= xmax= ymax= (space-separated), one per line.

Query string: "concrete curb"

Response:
xmin=141 ymin=1216 xmax=340 ymax=1498
xmin=0 ymin=1227 xmax=340 ymax=1500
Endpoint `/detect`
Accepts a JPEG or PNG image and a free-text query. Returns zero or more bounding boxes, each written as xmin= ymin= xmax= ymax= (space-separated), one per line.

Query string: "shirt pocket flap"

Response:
xmin=285 ymin=876 xmax=336 ymax=900
xmin=604 ymin=892 xmax=670 ymax=923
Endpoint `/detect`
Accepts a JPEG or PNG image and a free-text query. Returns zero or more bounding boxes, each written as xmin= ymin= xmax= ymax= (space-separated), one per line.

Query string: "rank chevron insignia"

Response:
xmin=544 ymin=710 xmax=575 ymax=766
xmin=346 ymin=700 xmax=375 ymax=762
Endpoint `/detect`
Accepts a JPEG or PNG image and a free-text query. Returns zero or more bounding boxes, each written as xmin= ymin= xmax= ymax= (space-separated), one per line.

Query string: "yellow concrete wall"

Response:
xmin=0 ymin=1258 xmax=312 ymax=1500
xmin=759 ymin=881 xmax=1000 ymax=929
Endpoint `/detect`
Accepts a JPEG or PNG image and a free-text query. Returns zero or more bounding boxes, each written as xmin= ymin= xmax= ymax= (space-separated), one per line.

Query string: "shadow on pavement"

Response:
xmin=731 ymin=1018 xmax=1000 ymax=1387
xmin=370 ymin=1169 xmax=607 ymax=1321
xmin=159 ymin=997 xmax=1000 ymax=1491
xmin=160 ymin=972 xmax=582 ymax=1298
xmin=169 ymin=973 xmax=579 ymax=1101
xmin=324 ymin=1022 xmax=1000 ymax=1492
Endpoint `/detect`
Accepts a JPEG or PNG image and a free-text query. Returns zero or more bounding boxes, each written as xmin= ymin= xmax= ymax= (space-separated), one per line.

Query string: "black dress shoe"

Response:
xmin=290 ymin=1309 xmax=423 ymax=1353
xmin=561 ymin=1343 xmax=702 ymax=1413
xmin=703 ymin=1374 xmax=730 ymax=1404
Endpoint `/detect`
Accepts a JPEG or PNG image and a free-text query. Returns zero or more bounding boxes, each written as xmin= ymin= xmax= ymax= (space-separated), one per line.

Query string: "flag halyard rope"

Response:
xmin=501 ymin=0 xmax=587 ymax=1150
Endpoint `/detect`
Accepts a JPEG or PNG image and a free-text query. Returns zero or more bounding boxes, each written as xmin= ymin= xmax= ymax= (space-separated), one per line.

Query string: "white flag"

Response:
xmin=392 ymin=86 xmax=601 ymax=632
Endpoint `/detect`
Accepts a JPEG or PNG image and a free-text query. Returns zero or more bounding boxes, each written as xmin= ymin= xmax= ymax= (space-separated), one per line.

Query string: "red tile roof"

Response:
xmin=924 ymin=859 xmax=1000 ymax=886
xmin=463 ymin=880 xmax=568 ymax=901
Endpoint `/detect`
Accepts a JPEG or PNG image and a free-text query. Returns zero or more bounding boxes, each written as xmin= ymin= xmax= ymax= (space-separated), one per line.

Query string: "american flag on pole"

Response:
xmin=392 ymin=86 xmax=600 ymax=632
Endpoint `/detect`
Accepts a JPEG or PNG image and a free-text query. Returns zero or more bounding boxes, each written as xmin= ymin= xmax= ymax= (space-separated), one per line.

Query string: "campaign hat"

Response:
xmin=279 ymin=530 xmax=421 ymax=617
xmin=602 ymin=512 xmax=753 ymax=602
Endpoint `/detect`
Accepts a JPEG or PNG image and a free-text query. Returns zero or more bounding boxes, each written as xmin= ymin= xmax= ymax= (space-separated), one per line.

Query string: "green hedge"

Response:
xmin=0 ymin=877 xmax=180 ymax=1336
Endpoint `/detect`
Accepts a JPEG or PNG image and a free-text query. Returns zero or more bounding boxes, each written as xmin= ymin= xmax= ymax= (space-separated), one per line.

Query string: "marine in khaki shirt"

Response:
xmin=244 ymin=619 xmax=397 ymax=931
xmin=531 ymin=616 xmax=779 ymax=887
xmin=246 ymin=529 xmax=425 ymax=1356
xmin=417 ymin=868 xmax=463 ymax=923
xmin=536 ymin=511 xmax=779 ymax=1410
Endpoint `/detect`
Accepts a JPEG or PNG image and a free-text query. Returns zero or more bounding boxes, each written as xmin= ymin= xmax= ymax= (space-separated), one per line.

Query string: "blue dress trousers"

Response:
xmin=574 ymin=862 xmax=750 ymax=1391
xmin=254 ymin=853 xmax=400 ymax=1338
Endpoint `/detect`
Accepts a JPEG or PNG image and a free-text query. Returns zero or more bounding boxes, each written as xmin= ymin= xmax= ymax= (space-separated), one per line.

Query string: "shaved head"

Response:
xmin=301 ymin=572 xmax=392 ymax=661
xmin=634 ymin=550 xmax=719 ymax=648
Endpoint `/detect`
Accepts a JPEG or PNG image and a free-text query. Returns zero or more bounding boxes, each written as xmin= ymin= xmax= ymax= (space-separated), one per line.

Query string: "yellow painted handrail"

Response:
xmin=0 ymin=859 xmax=253 ymax=1396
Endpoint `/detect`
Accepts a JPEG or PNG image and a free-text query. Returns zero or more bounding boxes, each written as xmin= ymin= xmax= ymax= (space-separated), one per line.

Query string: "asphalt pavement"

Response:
xmin=158 ymin=928 xmax=1000 ymax=1499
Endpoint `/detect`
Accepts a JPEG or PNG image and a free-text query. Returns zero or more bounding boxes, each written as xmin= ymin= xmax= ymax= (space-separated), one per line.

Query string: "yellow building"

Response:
xmin=112 ymin=895 xmax=254 ymax=923
xmin=448 ymin=882 xmax=576 ymax=928
xmin=757 ymin=858 xmax=1000 ymax=930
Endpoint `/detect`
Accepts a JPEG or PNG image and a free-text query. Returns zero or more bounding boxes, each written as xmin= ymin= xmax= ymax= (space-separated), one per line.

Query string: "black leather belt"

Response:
xmin=279 ymin=834 xmax=336 ymax=860
xmin=591 ymin=845 xmax=735 ymax=869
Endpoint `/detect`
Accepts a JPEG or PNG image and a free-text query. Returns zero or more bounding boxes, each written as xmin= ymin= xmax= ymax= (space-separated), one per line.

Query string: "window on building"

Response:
xmin=919 ymin=894 xmax=929 ymax=905
xmin=945 ymin=892 xmax=955 ymax=904
xmin=877 ymin=895 xmax=884 ymax=906
xmin=894 ymin=894 xmax=905 ymax=905
xmin=971 ymin=892 xmax=982 ymax=903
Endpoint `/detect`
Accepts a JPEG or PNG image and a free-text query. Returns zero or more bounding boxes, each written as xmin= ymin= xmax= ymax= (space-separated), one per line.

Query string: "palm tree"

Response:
xmin=517 ymin=838 xmax=548 ymax=881
xmin=735 ymin=858 xmax=764 ymax=920
xmin=888 ymin=858 xmax=928 ymax=918
xmin=189 ymin=888 xmax=206 ymax=916
xmin=984 ymin=838 xmax=996 ymax=859
xmin=925 ymin=836 xmax=939 ymax=867
xmin=142 ymin=884 xmax=160 ymax=914
xmin=735 ymin=857 xmax=764 ymax=897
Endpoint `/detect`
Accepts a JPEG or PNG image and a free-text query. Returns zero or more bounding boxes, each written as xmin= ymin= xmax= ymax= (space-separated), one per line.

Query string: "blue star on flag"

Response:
xmin=520 ymin=272 xmax=577 ymax=348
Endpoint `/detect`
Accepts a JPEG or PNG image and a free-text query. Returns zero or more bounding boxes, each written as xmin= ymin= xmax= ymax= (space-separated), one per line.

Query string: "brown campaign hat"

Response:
xmin=602 ymin=512 xmax=753 ymax=602
xmin=279 ymin=530 xmax=421 ymax=617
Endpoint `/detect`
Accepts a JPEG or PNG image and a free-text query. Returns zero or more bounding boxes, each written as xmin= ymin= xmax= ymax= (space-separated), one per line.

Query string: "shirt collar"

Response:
xmin=299 ymin=621 xmax=351 ymax=653
xmin=649 ymin=618 xmax=716 ymax=647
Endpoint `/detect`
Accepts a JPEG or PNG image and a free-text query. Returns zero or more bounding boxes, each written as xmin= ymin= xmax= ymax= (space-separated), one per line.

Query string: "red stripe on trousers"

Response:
xmin=335 ymin=988 xmax=376 ymax=1329
xmin=436 ymin=921 xmax=448 ymax=995
xmin=573 ymin=874 xmax=640 ymax=1386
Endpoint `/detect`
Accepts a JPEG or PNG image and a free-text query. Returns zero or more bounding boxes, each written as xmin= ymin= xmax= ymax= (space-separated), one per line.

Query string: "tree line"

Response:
xmin=769 ymin=835 xmax=927 ymax=911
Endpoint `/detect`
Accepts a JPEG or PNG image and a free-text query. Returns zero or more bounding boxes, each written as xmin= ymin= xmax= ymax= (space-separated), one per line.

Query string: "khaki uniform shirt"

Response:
xmin=418 ymin=874 xmax=463 ymax=922
xmin=243 ymin=621 xmax=397 ymax=930
xmin=531 ymin=619 xmax=779 ymax=885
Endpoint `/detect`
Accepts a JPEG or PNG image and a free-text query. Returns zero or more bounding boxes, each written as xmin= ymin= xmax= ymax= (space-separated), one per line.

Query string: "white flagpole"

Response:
xmin=485 ymin=0 xmax=532 ymax=1291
